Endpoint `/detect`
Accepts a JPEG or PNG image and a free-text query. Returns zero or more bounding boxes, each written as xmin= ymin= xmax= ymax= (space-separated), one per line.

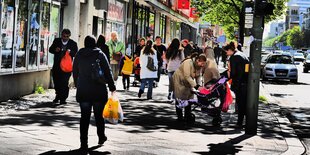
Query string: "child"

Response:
xmin=120 ymin=46 xmax=133 ymax=90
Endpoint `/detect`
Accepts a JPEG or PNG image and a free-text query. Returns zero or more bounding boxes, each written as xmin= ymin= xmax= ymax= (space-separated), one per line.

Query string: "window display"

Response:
xmin=40 ymin=2 xmax=50 ymax=67
xmin=1 ymin=0 xmax=15 ymax=71
xmin=15 ymin=0 xmax=27 ymax=70
xmin=28 ymin=0 xmax=40 ymax=69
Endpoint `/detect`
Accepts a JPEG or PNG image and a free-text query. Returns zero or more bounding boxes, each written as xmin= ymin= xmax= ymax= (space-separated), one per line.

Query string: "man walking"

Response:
xmin=49 ymin=29 xmax=78 ymax=104
xmin=106 ymin=32 xmax=125 ymax=81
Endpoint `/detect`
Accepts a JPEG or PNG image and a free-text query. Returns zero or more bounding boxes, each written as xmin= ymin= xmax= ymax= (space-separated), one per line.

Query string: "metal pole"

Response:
xmin=245 ymin=14 xmax=264 ymax=135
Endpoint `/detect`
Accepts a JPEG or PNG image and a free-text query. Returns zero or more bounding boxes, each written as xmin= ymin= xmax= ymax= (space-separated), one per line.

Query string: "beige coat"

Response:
xmin=203 ymin=58 xmax=220 ymax=84
xmin=173 ymin=59 xmax=199 ymax=100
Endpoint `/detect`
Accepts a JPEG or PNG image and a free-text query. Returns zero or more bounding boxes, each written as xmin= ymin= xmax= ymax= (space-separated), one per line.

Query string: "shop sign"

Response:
xmin=107 ymin=0 xmax=124 ymax=22
xmin=177 ymin=0 xmax=190 ymax=9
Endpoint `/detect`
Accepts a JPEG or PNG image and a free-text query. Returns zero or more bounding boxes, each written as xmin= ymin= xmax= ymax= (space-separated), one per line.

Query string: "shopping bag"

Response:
xmin=222 ymin=83 xmax=233 ymax=112
xmin=102 ymin=96 xmax=123 ymax=124
xmin=60 ymin=50 xmax=73 ymax=72
xmin=122 ymin=56 xmax=133 ymax=75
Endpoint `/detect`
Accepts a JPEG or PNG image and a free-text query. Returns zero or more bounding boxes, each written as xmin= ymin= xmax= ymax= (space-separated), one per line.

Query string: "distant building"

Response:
xmin=302 ymin=8 xmax=310 ymax=30
xmin=285 ymin=0 xmax=310 ymax=30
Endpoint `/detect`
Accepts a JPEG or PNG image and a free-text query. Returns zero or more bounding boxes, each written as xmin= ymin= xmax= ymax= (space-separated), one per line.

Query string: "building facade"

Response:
xmin=285 ymin=0 xmax=310 ymax=30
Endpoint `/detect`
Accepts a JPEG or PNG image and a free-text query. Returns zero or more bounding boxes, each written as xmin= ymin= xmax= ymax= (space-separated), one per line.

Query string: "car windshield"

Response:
xmin=267 ymin=55 xmax=293 ymax=64
xmin=294 ymin=53 xmax=303 ymax=56
xmin=307 ymin=55 xmax=310 ymax=60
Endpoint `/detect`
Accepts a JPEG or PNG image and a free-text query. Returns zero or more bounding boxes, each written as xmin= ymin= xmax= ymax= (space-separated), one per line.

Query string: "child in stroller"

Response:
xmin=132 ymin=56 xmax=141 ymax=86
xmin=177 ymin=76 xmax=228 ymax=126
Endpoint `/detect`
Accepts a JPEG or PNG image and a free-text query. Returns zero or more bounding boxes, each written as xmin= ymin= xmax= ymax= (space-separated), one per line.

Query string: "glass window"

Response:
xmin=149 ymin=13 xmax=154 ymax=39
xmin=28 ymin=0 xmax=40 ymax=69
xmin=15 ymin=0 xmax=27 ymax=70
xmin=1 ymin=0 xmax=15 ymax=72
xmin=40 ymin=2 xmax=50 ymax=67
xmin=49 ymin=4 xmax=60 ymax=67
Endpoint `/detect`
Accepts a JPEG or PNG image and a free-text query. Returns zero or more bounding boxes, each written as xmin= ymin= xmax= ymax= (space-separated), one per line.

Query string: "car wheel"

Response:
xmin=262 ymin=75 xmax=267 ymax=81
xmin=303 ymin=68 xmax=308 ymax=73
xmin=290 ymin=79 xmax=298 ymax=84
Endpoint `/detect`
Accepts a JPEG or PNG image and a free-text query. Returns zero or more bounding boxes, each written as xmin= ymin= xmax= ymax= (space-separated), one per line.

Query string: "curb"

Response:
xmin=260 ymin=83 xmax=306 ymax=155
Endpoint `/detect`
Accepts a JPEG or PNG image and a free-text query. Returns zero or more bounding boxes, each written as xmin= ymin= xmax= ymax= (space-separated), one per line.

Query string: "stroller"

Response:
xmin=177 ymin=76 xmax=229 ymax=126
xmin=132 ymin=57 xmax=141 ymax=87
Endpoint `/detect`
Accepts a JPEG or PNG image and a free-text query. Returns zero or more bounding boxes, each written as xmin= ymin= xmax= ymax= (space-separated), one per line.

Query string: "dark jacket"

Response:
xmin=229 ymin=51 xmax=249 ymax=90
xmin=73 ymin=48 xmax=116 ymax=103
xmin=49 ymin=38 xmax=78 ymax=71
xmin=183 ymin=44 xmax=193 ymax=58
xmin=99 ymin=44 xmax=110 ymax=64
xmin=134 ymin=45 xmax=144 ymax=57
xmin=153 ymin=44 xmax=166 ymax=67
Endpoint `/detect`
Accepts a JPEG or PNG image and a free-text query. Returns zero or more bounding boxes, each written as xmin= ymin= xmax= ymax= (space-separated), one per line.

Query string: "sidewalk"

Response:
xmin=0 ymin=74 xmax=304 ymax=155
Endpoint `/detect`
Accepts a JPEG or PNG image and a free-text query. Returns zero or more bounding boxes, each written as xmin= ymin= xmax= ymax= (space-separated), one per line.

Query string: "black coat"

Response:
xmin=49 ymin=38 xmax=78 ymax=72
xmin=229 ymin=51 xmax=249 ymax=91
xmin=73 ymin=48 xmax=116 ymax=103
xmin=99 ymin=44 xmax=110 ymax=64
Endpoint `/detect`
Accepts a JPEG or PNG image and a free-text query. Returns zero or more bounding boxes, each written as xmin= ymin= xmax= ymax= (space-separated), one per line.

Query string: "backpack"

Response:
xmin=91 ymin=51 xmax=106 ymax=84
xmin=122 ymin=56 xmax=133 ymax=75
xmin=60 ymin=50 xmax=73 ymax=72
xmin=146 ymin=56 xmax=157 ymax=71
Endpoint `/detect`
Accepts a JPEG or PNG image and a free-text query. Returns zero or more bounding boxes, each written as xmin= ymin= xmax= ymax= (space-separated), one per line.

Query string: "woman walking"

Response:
xmin=73 ymin=36 xmax=116 ymax=151
xmin=138 ymin=40 xmax=158 ymax=100
xmin=166 ymin=38 xmax=184 ymax=100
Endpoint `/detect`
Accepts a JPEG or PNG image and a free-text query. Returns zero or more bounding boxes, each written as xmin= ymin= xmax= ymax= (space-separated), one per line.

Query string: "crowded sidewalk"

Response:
xmin=0 ymin=74 xmax=305 ymax=155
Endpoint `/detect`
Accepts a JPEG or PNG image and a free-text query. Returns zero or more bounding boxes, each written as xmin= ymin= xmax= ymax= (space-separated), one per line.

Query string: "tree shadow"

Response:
xmin=39 ymin=146 xmax=111 ymax=155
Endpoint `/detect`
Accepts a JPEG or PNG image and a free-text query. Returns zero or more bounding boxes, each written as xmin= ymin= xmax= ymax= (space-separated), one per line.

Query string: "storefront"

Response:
xmin=106 ymin=0 xmax=126 ymax=42
xmin=0 ymin=0 xmax=62 ymax=101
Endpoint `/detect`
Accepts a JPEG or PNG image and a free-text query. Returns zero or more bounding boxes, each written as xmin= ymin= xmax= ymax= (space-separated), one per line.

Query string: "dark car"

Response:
xmin=303 ymin=55 xmax=310 ymax=73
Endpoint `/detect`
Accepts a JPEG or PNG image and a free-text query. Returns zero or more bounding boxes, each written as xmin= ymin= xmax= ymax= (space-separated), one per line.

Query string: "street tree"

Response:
xmin=287 ymin=26 xmax=303 ymax=49
xmin=192 ymin=0 xmax=288 ymax=45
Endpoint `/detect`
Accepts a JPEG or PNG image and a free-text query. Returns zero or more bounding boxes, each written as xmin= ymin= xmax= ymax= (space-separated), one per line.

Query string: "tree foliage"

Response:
xmin=192 ymin=0 xmax=288 ymax=41
xmin=287 ymin=26 xmax=303 ymax=49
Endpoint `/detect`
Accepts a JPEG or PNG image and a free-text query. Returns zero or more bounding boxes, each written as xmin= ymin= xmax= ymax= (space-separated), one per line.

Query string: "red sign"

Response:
xmin=190 ymin=7 xmax=198 ymax=18
xmin=177 ymin=0 xmax=190 ymax=9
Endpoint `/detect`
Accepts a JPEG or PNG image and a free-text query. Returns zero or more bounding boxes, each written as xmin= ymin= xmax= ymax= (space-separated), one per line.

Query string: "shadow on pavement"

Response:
xmin=39 ymin=145 xmax=111 ymax=155
xmin=261 ymin=80 xmax=309 ymax=85
xmin=193 ymin=134 xmax=252 ymax=155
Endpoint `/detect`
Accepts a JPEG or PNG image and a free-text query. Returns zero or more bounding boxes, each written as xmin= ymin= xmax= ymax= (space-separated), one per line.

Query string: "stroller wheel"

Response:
xmin=212 ymin=117 xmax=222 ymax=126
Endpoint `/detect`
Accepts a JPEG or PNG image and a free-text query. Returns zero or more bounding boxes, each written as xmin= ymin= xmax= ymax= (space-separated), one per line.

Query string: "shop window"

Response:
xmin=149 ymin=13 xmax=155 ymax=39
xmin=28 ymin=0 xmax=40 ymax=69
xmin=40 ymin=2 xmax=50 ymax=67
xmin=159 ymin=15 xmax=166 ymax=42
xmin=48 ymin=4 xmax=60 ymax=67
xmin=1 ymin=0 xmax=15 ymax=71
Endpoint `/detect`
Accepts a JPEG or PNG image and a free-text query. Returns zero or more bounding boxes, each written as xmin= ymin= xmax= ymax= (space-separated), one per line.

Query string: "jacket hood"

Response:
xmin=78 ymin=47 xmax=101 ymax=57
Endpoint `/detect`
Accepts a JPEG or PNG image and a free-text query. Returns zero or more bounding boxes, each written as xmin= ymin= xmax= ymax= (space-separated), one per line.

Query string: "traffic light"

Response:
xmin=254 ymin=0 xmax=275 ymax=16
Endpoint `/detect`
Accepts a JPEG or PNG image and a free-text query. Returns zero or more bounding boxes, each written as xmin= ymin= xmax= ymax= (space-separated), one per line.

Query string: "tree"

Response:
xmin=287 ymin=26 xmax=303 ymax=49
xmin=192 ymin=0 xmax=288 ymax=45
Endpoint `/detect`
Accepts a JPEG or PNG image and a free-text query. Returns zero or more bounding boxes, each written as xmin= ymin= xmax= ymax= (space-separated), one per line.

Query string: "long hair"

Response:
xmin=96 ymin=35 xmax=106 ymax=48
xmin=223 ymin=41 xmax=236 ymax=51
xmin=84 ymin=35 xmax=96 ymax=48
xmin=143 ymin=40 xmax=155 ymax=55
xmin=166 ymin=38 xmax=181 ymax=60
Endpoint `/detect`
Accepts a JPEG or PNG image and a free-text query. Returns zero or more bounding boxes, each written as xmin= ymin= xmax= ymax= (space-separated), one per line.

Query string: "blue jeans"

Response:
xmin=167 ymin=71 xmax=175 ymax=93
xmin=79 ymin=101 xmax=106 ymax=145
xmin=139 ymin=78 xmax=155 ymax=99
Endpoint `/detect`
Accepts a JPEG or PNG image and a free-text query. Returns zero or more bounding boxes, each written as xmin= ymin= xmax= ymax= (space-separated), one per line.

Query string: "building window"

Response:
xmin=40 ymin=2 xmax=50 ymax=67
xmin=15 ymin=0 xmax=27 ymax=70
xmin=159 ymin=15 xmax=166 ymax=42
xmin=1 ymin=0 xmax=15 ymax=72
xmin=28 ymin=0 xmax=40 ymax=69
xmin=48 ymin=3 xmax=60 ymax=68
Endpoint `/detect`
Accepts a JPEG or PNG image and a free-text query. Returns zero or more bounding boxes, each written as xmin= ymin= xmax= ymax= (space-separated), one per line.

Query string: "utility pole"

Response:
xmin=245 ymin=0 xmax=274 ymax=135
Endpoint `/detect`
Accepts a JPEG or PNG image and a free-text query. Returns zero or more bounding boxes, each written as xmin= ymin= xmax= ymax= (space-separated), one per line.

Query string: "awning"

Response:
xmin=144 ymin=0 xmax=196 ymax=28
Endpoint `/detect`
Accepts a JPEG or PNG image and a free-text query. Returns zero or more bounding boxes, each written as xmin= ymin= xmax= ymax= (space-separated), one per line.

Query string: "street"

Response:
xmin=261 ymin=61 xmax=310 ymax=154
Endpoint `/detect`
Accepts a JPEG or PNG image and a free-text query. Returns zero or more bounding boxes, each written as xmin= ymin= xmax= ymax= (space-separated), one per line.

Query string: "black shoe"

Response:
xmin=147 ymin=97 xmax=152 ymax=100
xmin=52 ymin=99 xmax=59 ymax=103
xmin=138 ymin=91 xmax=143 ymax=98
xmin=167 ymin=92 xmax=172 ymax=100
xmin=79 ymin=143 xmax=88 ymax=151
xmin=59 ymin=101 xmax=67 ymax=105
xmin=98 ymin=135 xmax=107 ymax=145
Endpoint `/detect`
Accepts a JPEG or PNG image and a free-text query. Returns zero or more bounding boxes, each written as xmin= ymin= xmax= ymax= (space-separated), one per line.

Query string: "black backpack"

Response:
xmin=91 ymin=51 xmax=106 ymax=84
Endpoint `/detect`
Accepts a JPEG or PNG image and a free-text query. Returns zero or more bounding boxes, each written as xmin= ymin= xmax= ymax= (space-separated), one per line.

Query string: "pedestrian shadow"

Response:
xmin=193 ymin=134 xmax=252 ymax=155
xmin=39 ymin=146 xmax=111 ymax=155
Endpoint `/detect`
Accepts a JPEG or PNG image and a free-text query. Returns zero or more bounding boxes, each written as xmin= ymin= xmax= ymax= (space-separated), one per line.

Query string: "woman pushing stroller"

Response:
xmin=173 ymin=53 xmax=207 ymax=122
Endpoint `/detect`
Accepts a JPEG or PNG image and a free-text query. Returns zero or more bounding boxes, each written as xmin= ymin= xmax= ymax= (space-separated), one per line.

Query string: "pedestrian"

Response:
xmin=221 ymin=47 xmax=227 ymax=68
xmin=138 ymin=40 xmax=158 ymax=100
xmin=213 ymin=43 xmax=221 ymax=65
xmin=97 ymin=35 xmax=110 ymax=64
xmin=166 ymin=38 xmax=185 ymax=100
xmin=146 ymin=33 xmax=152 ymax=41
xmin=224 ymin=41 xmax=249 ymax=128
xmin=153 ymin=36 xmax=167 ymax=85
xmin=173 ymin=53 xmax=207 ymax=122
xmin=181 ymin=39 xmax=193 ymax=58
xmin=119 ymin=46 xmax=133 ymax=91
xmin=49 ymin=29 xmax=78 ymax=104
xmin=204 ymin=46 xmax=215 ymax=61
xmin=106 ymin=31 xmax=125 ymax=81
xmin=203 ymin=48 xmax=220 ymax=85
xmin=134 ymin=37 xmax=145 ymax=57
xmin=72 ymin=36 xmax=116 ymax=151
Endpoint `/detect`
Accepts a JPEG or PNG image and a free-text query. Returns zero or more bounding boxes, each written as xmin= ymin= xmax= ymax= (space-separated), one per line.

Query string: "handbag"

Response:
xmin=146 ymin=56 xmax=157 ymax=71
xmin=91 ymin=52 xmax=106 ymax=84
xmin=112 ymin=52 xmax=122 ymax=61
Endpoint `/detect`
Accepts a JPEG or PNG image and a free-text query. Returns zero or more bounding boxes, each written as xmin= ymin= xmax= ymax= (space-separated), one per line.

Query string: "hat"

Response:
xmin=182 ymin=39 xmax=189 ymax=44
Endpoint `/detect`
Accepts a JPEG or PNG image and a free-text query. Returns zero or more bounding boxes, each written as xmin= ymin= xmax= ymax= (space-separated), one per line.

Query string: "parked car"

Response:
xmin=303 ymin=55 xmax=310 ymax=73
xmin=262 ymin=54 xmax=298 ymax=83
xmin=293 ymin=52 xmax=305 ymax=61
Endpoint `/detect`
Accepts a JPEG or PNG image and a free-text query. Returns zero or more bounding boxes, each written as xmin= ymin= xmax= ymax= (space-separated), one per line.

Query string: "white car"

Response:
xmin=293 ymin=53 xmax=305 ymax=61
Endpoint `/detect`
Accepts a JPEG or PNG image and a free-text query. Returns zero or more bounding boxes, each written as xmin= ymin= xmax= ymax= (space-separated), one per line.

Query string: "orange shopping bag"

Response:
xmin=60 ymin=50 xmax=73 ymax=72
xmin=102 ymin=96 xmax=123 ymax=124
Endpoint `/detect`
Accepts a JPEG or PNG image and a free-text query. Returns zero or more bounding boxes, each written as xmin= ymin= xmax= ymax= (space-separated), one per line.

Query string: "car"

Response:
xmin=262 ymin=54 xmax=298 ymax=83
xmin=303 ymin=55 xmax=310 ymax=73
xmin=282 ymin=51 xmax=292 ymax=56
xmin=293 ymin=52 xmax=305 ymax=61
